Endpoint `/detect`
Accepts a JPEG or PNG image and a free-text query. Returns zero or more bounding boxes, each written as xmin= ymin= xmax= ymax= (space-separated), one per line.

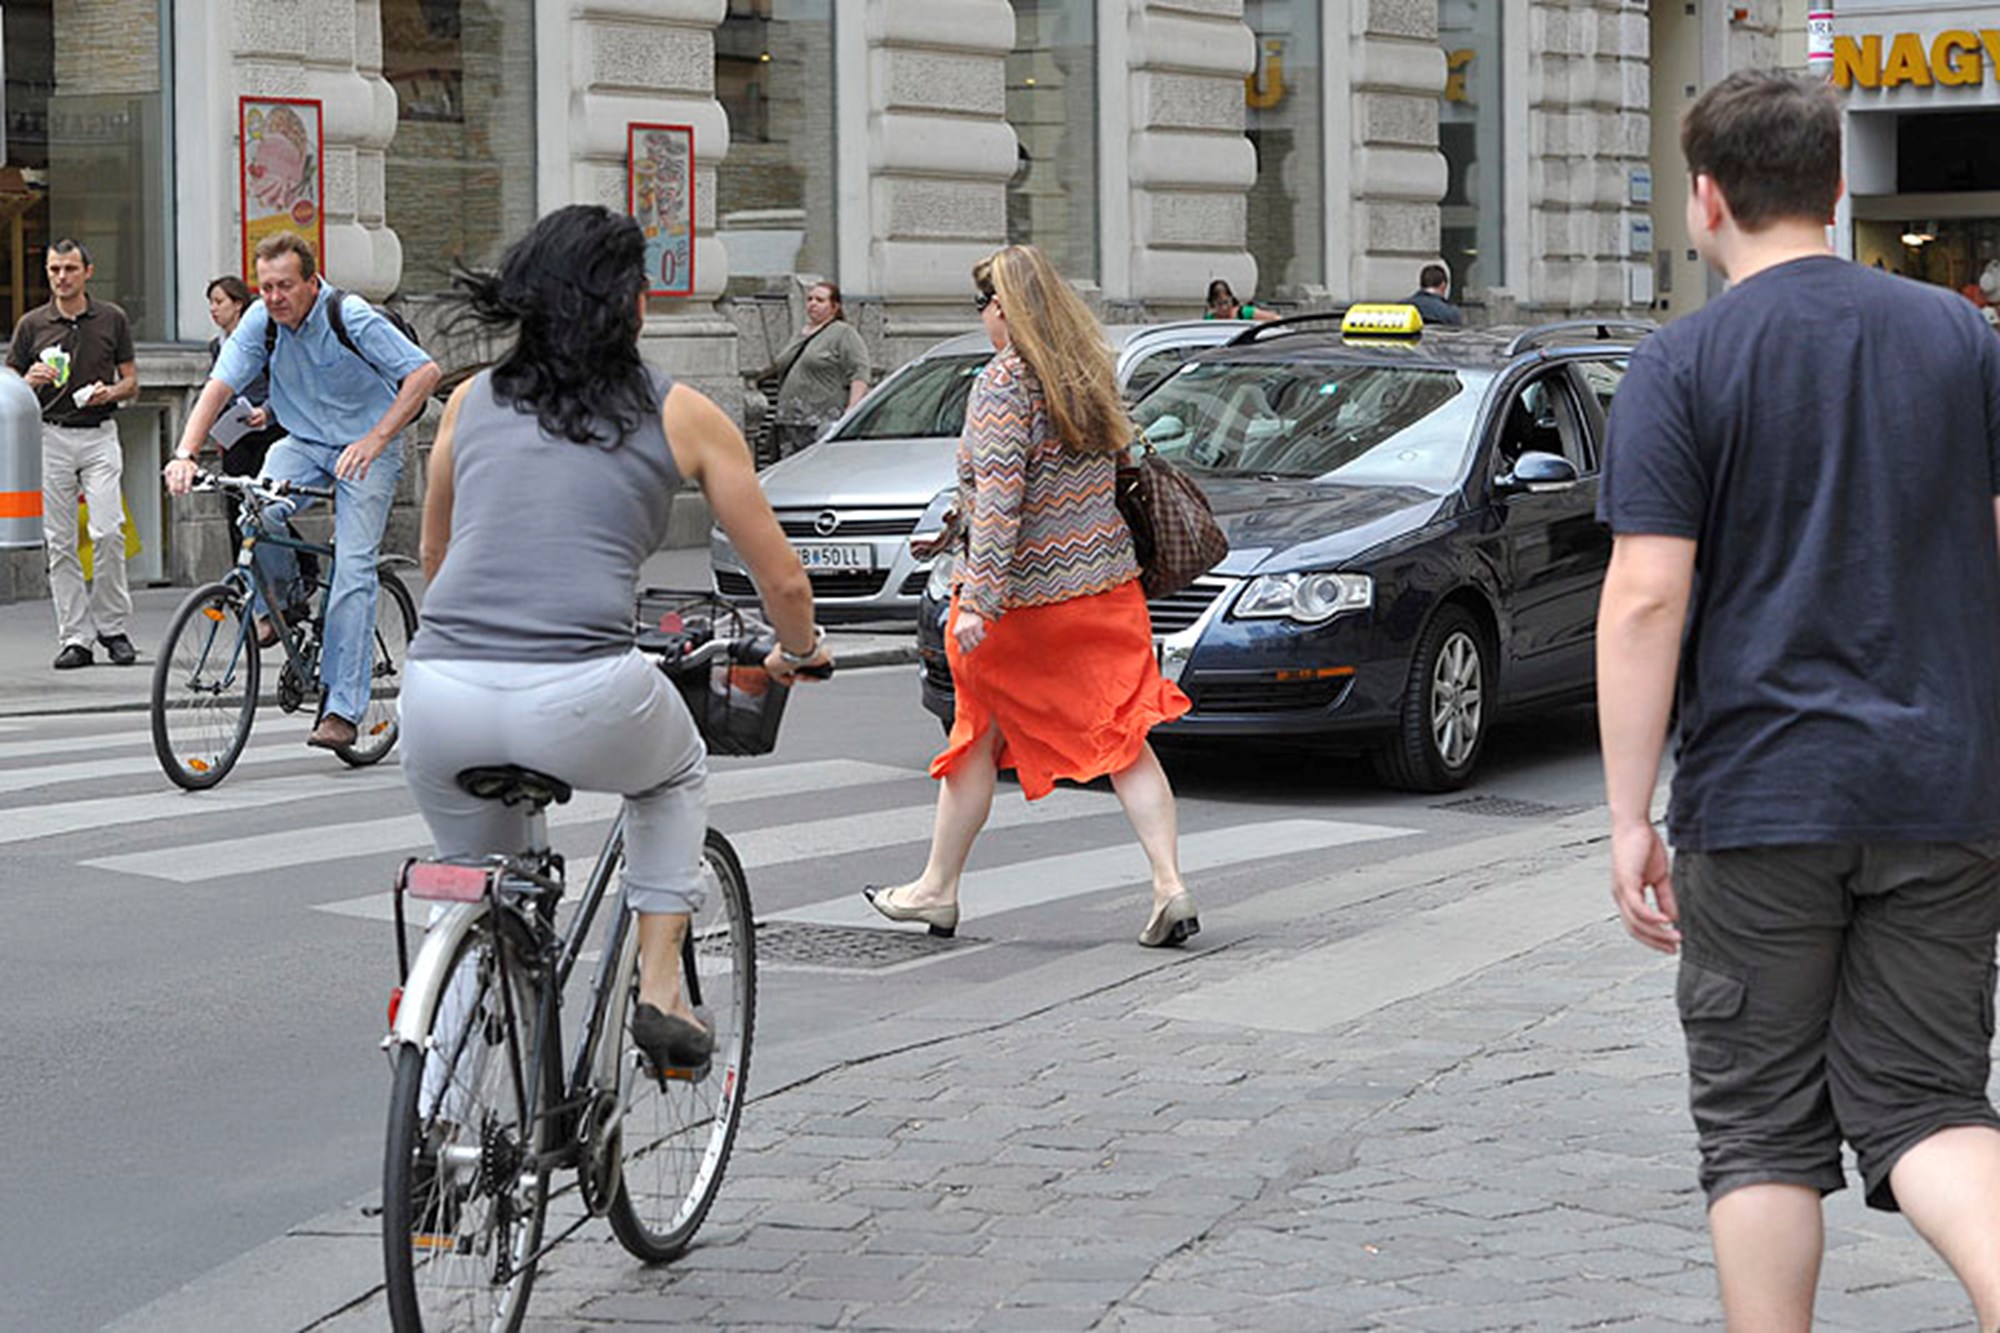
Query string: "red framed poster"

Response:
xmin=628 ymin=123 xmax=695 ymax=297
xmin=239 ymin=96 xmax=325 ymax=279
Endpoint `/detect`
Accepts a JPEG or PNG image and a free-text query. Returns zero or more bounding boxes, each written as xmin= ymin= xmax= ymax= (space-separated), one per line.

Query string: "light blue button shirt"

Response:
xmin=212 ymin=284 xmax=431 ymax=449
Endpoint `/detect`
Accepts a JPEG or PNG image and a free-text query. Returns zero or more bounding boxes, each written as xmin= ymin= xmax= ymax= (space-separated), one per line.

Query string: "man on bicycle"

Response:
xmin=167 ymin=234 xmax=440 ymax=750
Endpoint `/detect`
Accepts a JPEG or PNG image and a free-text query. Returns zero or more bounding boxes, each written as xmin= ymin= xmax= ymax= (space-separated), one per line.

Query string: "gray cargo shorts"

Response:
xmin=1674 ymin=841 xmax=2000 ymax=1212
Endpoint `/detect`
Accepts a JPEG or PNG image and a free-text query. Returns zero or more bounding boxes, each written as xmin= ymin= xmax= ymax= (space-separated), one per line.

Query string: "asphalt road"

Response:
xmin=0 ymin=663 xmax=1607 ymax=1331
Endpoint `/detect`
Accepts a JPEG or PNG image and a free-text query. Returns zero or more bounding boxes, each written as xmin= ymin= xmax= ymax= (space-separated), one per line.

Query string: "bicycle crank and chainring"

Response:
xmin=276 ymin=658 xmax=307 ymax=712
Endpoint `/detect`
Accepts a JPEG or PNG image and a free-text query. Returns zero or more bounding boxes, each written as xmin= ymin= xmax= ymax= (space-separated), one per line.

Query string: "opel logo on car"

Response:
xmin=814 ymin=510 xmax=841 ymax=537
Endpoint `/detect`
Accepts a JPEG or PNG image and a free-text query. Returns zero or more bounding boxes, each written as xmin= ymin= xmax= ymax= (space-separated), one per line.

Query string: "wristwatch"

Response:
xmin=778 ymin=626 xmax=825 ymax=666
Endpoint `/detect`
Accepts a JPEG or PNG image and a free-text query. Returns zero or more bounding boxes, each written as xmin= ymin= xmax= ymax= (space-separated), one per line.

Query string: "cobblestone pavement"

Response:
xmin=317 ymin=840 xmax=1988 ymax=1332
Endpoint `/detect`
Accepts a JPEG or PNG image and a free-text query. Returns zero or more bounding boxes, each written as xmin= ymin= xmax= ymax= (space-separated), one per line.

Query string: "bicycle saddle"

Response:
xmin=456 ymin=765 xmax=574 ymax=808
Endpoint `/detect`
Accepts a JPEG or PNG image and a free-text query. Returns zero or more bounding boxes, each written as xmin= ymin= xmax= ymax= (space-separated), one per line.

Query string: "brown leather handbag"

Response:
xmin=1115 ymin=441 xmax=1229 ymax=599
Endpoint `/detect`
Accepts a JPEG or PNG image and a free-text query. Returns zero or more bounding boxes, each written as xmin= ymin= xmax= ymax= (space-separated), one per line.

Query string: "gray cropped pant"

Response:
xmin=400 ymin=652 xmax=709 ymax=916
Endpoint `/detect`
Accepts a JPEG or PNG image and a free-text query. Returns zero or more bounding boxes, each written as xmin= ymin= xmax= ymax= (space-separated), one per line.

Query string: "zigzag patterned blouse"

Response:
xmin=953 ymin=347 xmax=1139 ymax=619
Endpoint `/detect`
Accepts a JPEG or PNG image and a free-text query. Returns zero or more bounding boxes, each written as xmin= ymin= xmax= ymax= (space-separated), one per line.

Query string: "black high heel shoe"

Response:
xmin=632 ymin=1003 xmax=714 ymax=1070
xmin=863 ymin=885 xmax=959 ymax=938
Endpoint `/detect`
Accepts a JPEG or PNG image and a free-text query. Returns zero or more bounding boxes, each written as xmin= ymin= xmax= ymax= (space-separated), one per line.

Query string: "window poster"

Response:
xmin=629 ymin=123 xmax=695 ymax=297
xmin=239 ymin=97 xmax=325 ymax=279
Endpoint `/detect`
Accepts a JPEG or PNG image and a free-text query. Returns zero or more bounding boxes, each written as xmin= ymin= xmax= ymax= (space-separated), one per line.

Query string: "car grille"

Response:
xmin=1188 ymin=677 xmax=1349 ymax=714
xmin=1148 ymin=577 xmax=1233 ymax=634
xmin=777 ymin=511 xmax=922 ymax=538
xmin=898 ymin=570 xmax=928 ymax=596
xmin=715 ymin=570 xmax=755 ymax=598
xmin=803 ymin=570 xmax=890 ymax=598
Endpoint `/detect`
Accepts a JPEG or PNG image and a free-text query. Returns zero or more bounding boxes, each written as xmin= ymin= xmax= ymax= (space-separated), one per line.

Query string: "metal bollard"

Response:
xmin=0 ymin=372 xmax=41 ymax=548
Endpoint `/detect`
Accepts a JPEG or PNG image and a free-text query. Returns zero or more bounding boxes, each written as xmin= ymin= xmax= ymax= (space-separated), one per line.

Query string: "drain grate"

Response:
xmin=747 ymin=920 xmax=978 ymax=970
xmin=1433 ymin=794 xmax=1582 ymax=819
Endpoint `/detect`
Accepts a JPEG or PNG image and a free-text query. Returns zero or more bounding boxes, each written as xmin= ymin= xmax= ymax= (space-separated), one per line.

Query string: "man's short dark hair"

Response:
xmin=1681 ymin=69 xmax=1841 ymax=231
xmin=1419 ymin=263 xmax=1449 ymax=290
xmin=254 ymin=232 xmax=319 ymax=281
xmin=48 ymin=238 xmax=91 ymax=267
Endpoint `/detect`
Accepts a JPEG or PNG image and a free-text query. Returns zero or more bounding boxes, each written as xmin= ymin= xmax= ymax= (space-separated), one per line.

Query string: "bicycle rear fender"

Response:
xmin=388 ymin=901 xmax=485 ymax=1050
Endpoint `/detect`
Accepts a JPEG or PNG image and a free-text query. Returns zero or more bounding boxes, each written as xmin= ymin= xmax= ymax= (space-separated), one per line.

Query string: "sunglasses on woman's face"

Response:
xmin=974 ymin=291 xmax=997 ymax=312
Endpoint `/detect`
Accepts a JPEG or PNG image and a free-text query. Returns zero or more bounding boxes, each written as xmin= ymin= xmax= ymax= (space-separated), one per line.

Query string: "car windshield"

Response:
xmin=1132 ymin=360 xmax=1494 ymax=491
xmin=829 ymin=353 xmax=992 ymax=441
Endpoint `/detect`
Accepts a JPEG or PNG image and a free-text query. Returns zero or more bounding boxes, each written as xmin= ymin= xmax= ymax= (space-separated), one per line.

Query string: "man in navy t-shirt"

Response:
xmin=1597 ymin=69 xmax=2000 ymax=1327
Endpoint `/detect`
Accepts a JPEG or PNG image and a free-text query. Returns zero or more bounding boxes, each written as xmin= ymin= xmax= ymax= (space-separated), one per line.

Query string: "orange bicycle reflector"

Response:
xmin=187 ymin=758 xmax=211 ymax=773
xmin=405 ymin=863 xmax=489 ymax=902
xmin=202 ymin=606 xmax=225 ymax=622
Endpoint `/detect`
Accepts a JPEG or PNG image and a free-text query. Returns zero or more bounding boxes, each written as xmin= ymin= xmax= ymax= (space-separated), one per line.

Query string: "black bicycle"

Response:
xmin=379 ymin=594 xmax=821 ymax=1331
xmin=150 ymin=471 xmax=417 ymax=789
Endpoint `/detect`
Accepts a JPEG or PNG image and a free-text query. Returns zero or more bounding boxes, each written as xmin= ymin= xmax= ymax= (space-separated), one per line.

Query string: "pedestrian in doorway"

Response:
xmin=199 ymin=275 xmax=289 ymax=547
xmin=1406 ymin=263 xmax=1462 ymax=326
xmin=1202 ymin=278 xmax=1277 ymax=322
xmin=4 ymin=239 xmax=140 ymax=669
xmin=864 ymin=244 xmax=1199 ymax=948
xmin=763 ymin=281 xmax=869 ymax=463
xmin=1596 ymin=68 xmax=2000 ymax=1331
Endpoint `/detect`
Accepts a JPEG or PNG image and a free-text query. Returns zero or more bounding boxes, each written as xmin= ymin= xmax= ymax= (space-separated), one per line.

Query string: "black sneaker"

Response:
xmin=53 ymin=644 xmax=92 ymax=670
xmin=96 ymin=633 xmax=137 ymax=666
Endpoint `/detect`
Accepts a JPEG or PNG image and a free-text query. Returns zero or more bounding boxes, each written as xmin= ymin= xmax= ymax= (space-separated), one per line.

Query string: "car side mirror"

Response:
xmin=1495 ymin=450 xmax=1580 ymax=495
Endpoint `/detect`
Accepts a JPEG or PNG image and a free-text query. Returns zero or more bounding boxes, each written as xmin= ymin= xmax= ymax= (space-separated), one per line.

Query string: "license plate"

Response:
xmin=795 ymin=543 xmax=874 ymax=572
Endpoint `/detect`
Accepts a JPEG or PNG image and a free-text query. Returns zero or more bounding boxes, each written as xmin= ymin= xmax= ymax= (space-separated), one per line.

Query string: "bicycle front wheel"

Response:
xmin=337 ymin=565 xmax=417 ymax=767
xmin=384 ymin=912 xmax=551 ymax=1331
xmin=150 ymin=581 xmax=259 ymax=790
xmin=605 ymin=828 xmax=757 ymax=1262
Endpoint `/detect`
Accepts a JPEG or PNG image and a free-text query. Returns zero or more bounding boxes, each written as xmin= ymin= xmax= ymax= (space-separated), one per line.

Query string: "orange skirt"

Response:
xmin=931 ymin=580 xmax=1191 ymax=800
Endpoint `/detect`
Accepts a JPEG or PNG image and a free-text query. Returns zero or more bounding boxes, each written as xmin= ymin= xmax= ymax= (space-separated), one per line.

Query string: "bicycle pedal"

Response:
xmin=650 ymin=1058 xmax=711 ymax=1087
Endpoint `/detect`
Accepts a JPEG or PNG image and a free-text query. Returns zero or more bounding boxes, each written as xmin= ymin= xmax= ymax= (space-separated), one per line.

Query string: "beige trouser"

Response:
xmin=42 ymin=420 xmax=131 ymax=648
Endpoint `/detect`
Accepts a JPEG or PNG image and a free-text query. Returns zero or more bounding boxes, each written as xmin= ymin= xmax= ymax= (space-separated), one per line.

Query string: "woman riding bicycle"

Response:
xmin=400 ymin=204 xmax=832 ymax=1072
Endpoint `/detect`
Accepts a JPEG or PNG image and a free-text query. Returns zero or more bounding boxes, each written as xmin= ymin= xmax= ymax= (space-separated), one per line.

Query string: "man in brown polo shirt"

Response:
xmin=5 ymin=239 xmax=140 ymax=668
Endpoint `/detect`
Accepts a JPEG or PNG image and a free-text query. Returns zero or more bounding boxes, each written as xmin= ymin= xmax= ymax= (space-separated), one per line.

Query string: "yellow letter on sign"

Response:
xmin=1933 ymin=31 xmax=1983 ymax=85
xmin=1882 ymin=31 xmax=1934 ymax=86
xmin=1833 ymin=34 xmax=1881 ymax=88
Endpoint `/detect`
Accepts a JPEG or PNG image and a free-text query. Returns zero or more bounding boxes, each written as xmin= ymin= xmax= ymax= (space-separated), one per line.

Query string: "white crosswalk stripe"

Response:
xmin=11 ymin=713 xmax=1425 ymax=942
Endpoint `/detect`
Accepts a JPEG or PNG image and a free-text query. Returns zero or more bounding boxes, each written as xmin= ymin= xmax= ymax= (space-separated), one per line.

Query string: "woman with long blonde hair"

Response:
xmin=864 ymin=245 xmax=1199 ymax=947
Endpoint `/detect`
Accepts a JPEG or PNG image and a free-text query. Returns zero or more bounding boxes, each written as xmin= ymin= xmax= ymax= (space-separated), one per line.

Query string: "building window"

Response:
xmin=382 ymin=0 xmax=537 ymax=297
xmin=716 ymin=0 xmax=835 ymax=289
xmin=1439 ymin=0 xmax=1504 ymax=295
xmin=1243 ymin=0 xmax=1323 ymax=300
xmin=1007 ymin=0 xmax=1097 ymax=282
xmin=1 ymin=0 xmax=174 ymax=339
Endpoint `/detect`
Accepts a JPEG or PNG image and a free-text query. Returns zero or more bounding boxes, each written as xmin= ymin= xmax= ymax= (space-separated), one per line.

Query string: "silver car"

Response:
xmin=712 ymin=321 xmax=1247 ymax=622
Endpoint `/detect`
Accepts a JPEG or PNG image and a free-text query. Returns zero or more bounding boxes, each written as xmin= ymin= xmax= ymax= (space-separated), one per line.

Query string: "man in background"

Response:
xmin=1406 ymin=263 xmax=1462 ymax=326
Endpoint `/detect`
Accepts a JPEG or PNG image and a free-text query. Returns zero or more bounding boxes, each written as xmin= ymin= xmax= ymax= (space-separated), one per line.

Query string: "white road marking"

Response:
xmin=0 ymin=771 xmax=410 ymax=845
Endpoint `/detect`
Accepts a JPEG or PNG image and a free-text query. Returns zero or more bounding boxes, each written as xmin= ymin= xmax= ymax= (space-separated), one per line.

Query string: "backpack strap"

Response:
xmin=322 ymin=286 xmax=400 ymax=386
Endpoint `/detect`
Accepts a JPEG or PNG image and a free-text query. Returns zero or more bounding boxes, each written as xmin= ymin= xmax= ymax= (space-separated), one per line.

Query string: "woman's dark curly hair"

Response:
xmin=448 ymin=205 xmax=655 ymax=447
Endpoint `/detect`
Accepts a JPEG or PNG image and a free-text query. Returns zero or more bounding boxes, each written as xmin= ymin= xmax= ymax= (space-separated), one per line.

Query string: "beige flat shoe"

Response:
xmin=1138 ymin=891 xmax=1200 ymax=948
xmin=863 ymin=884 xmax=959 ymax=938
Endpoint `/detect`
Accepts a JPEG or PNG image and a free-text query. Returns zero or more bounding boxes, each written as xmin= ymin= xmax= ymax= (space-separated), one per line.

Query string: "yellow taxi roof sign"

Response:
xmin=1340 ymin=303 xmax=1424 ymax=338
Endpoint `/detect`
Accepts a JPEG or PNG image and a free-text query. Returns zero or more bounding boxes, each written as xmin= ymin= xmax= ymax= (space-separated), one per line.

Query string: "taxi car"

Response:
xmin=711 ymin=322 xmax=1245 ymax=623
xmin=916 ymin=304 xmax=1649 ymax=791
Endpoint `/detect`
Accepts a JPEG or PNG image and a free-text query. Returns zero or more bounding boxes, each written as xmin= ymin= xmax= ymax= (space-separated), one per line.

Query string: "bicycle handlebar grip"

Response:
xmin=282 ymin=480 xmax=338 ymax=501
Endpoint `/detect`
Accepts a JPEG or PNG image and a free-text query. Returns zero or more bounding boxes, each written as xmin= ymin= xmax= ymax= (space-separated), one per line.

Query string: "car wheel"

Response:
xmin=1372 ymin=604 xmax=1490 ymax=793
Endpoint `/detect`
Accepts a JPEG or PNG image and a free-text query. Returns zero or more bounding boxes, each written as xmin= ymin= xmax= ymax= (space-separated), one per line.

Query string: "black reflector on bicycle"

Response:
xmin=405 ymin=863 xmax=491 ymax=902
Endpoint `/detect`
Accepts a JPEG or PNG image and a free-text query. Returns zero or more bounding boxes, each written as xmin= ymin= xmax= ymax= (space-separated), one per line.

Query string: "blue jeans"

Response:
xmin=254 ymin=434 xmax=404 ymax=724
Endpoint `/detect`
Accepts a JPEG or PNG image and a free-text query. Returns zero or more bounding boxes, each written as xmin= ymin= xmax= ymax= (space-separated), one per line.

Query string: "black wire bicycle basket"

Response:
xmin=635 ymin=588 xmax=790 ymax=757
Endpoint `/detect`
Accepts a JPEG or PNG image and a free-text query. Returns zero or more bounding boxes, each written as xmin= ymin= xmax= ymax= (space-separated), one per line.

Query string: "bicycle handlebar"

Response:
xmin=189 ymin=471 xmax=337 ymax=504
xmin=653 ymin=634 xmax=834 ymax=681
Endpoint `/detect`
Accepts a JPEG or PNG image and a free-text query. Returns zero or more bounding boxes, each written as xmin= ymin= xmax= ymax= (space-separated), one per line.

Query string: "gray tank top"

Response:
xmin=411 ymin=367 xmax=683 ymax=662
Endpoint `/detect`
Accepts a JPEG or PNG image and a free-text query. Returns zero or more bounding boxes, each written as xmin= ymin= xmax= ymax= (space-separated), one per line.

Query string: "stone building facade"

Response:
xmin=3 ymin=0 xmax=1678 ymax=600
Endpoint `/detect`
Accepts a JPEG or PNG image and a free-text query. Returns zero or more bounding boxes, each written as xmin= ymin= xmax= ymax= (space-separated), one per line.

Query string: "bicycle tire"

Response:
xmin=604 ymin=827 xmax=756 ymax=1262
xmin=383 ymin=911 xmax=553 ymax=1331
xmin=336 ymin=565 xmax=417 ymax=767
xmin=150 ymin=580 xmax=260 ymax=790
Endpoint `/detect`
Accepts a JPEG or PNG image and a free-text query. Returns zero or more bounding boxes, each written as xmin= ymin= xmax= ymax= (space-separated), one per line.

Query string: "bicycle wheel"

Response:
xmin=150 ymin=581 xmax=260 ymax=790
xmin=337 ymin=566 xmax=417 ymax=768
xmin=604 ymin=828 xmax=756 ymax=1262
xmin=384 ymin=912 xmax=552 ymax=1331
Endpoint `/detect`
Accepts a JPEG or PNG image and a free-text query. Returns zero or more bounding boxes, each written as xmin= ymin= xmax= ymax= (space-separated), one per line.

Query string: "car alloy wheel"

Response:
xmin=1373 ymin=602 xmax=1490 ymax=793
xmin=1428 ymin=629 xmax=1483 ymax=770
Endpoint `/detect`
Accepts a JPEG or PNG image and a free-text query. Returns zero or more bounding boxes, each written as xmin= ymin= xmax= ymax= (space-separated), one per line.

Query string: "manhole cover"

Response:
xmin=745 ymin=920 xmax=977 ymax=970
xmin=1433 ymin=794 xmax=1582 ymax=819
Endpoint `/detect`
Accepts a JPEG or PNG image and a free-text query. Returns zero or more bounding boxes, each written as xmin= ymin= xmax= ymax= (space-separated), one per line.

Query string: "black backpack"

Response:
xmin=265 ymin=285 xmax=422 ymax=385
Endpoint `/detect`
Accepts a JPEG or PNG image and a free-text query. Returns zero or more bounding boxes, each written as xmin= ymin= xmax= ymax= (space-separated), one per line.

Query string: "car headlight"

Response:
xmin=1232 ymin=571 xmax=1373 ymax=624
xmin=925 ymin=551 xmax=956 ymax=602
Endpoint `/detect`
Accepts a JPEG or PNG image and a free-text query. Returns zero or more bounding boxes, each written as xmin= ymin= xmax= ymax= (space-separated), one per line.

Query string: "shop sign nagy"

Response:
xmin=1833 ymin=30 xmax=2000 ymax=90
